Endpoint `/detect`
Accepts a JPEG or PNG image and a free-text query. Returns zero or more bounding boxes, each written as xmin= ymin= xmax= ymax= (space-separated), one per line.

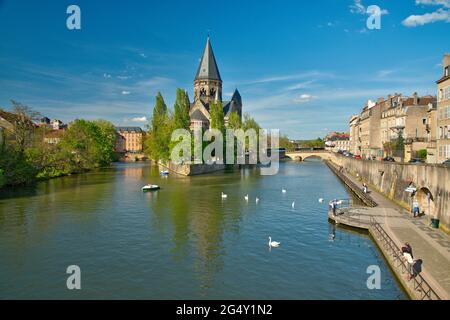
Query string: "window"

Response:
xmin=445 ymin=66 xmax=449 ymax=77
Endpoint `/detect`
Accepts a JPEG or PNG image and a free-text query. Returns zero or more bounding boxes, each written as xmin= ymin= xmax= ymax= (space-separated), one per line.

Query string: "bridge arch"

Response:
xmin=285 ymin=151 xmax=331 ymax=162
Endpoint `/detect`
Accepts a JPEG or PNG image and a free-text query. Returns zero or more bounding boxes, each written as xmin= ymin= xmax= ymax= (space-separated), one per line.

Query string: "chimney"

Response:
xmin=413 ymin=92 xmax=418 ymax=105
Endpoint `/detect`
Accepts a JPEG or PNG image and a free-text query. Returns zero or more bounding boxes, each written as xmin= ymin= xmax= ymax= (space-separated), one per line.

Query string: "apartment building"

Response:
xmin=437 ymin=54 xmax=450 ymax=163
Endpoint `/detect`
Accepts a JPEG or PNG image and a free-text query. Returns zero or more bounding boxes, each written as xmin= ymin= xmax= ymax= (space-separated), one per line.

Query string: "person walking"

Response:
xmin=413 ymin=199 xmax=420 ymax=218
xmin=404 ymin=242 xmax=414 ymax=259
xmin=331 ymin=199 xmax=337 ymax=216
xmin=403 ymin=251 xmax=414 ymax=275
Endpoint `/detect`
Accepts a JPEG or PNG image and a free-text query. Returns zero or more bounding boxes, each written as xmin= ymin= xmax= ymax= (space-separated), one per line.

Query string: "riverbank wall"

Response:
xmin=328 ymin=153 xmax=450 ymax=233
xmin=326 ymin=160 xmax=445 ymax=300
xmin=159 ymin=161 xmax=226 ymax=176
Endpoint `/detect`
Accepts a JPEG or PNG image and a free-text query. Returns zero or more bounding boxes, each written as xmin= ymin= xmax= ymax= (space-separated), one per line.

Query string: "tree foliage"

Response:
xmin=173 ymin=89 xmax=191 ymax=130
xmin=227 ymin=111 xmax=241 ymax=130
xmin=0 ymin=102 xmax=117 ymax=188
xmin=209 ymin=101 xmax=225 ymax=132
xmin=145 ymin=92 xmax=173 ymax=162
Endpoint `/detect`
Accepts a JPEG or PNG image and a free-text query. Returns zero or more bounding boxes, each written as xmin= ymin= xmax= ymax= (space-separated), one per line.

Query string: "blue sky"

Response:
xmin=0 ymin=0 xmax=449 ymax=139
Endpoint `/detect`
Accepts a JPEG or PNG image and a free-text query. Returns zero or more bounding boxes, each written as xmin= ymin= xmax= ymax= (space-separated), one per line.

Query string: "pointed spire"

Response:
xmin=195 ymin=37 xmax=222 ymax=82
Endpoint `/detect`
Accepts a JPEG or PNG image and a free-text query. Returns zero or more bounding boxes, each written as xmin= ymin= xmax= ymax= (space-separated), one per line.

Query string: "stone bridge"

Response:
xmin=285 ymin=150 xmax=332 ymax=161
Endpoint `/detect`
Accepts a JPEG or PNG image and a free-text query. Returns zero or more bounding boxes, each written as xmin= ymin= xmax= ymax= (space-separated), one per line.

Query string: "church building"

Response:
xmin=189 ymin=37 xmax=243 ymax=130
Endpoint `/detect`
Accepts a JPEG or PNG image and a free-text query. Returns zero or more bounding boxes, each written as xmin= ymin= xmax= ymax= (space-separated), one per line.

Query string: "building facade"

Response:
xmin=189 ymin=37 xmax=242 ymax=131
xmin=350 ymin=93 xmax=436 ymax=161
xmin=437 ymin=54 xmax=450 ymax=163
xmin=325 ymin=132 xmax=351 ymax=152
xmin=349 ymin=115 xmax=360 ymax=155
xmin=116 ymin=127 xmax=143 ymax=153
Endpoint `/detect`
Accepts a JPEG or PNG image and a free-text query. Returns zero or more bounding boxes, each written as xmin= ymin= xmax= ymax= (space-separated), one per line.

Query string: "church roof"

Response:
xmin=191 ymin=109 xmax=210 ymax=122
xmin=195 ymin=37 xmax=222 ymax=82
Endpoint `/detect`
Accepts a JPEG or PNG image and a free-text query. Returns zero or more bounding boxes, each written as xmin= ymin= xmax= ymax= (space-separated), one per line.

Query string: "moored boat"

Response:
xmin=142 ymin=184 xmax=160 ymax=191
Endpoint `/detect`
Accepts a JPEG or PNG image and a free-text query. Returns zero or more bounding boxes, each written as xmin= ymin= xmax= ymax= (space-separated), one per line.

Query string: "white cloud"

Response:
xmin=403 ymin=0 xmax=450 ymax=27
xmin=294 ymin=94 xmax=315 ymax=104
xmin=130 ymin=116 xmax=147 ymax=122
xmin=244 ymin=71 xmax=335 ymax=85
xmin=350 ymin=0 xmax=389 ymax=15
xmin=121 ymin=91 xmax=131 ymax=95
xmin=376 ymin=69 xmax=395 ymax=78
xmin=416 ymin=0 xmax=450 ymax=8
xmin=103 ymin=73 xmax=111 ymax=78
xmin=139 ymin=53 xmax=147 ymax=58
xmin=117 ymin=76 xmax=130 ymax=80
xmin=402 ymin=8 xmax=450 ymax=26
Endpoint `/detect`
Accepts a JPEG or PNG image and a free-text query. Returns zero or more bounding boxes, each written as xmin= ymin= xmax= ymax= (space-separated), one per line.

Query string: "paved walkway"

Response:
xmin=329 ymin=163 xmax=450 ymax=300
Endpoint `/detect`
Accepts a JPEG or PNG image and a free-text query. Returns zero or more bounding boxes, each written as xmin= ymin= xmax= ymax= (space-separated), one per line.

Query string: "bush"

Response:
xmin=0 ymin=168 xmax=6 ymax=188
xmin=416 ymin=149 xmax=427 ymax=160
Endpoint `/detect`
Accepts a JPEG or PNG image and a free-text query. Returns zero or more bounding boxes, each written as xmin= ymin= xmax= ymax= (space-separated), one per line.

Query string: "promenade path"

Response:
xmin=328 ymin=162 xmax=450 ymax=300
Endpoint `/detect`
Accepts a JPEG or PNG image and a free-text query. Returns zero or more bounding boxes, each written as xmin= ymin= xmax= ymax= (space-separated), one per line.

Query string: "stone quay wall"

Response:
xmin=329 ymin=153 xmax=450 ymax=232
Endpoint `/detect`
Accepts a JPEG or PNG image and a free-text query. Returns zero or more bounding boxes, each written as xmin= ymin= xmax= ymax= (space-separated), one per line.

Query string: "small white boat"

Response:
xmin=160 ymin=170 xmax=170 ymax=176
xmin=142 ymin=184 xmax=160 ymax=191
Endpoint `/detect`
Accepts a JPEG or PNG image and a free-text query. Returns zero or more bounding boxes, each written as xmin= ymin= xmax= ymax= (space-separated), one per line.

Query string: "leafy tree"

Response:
xmin=94 ymin=120 xmax=118 ymax=165
xmin=227 ymin=111 xmax=241 ymax=130
xmin=209 ymin=101 xmax=225 ymax=132
xmin=9 ymin=100 xmax=41 ymax=153
xmin=416 ymin=149 xmax=427 ymax=160
xmin=59 ymin=119 xmax=117 ymax=170
xmin=173 ymin=89 xmax=191 ymax=130
xmin=0 ymin=169 xmax=5 ymax=188
xmin=146 ymin=92 xmax=173 ymax=161
xmin=151 ymin=92 xmax=168 ymax=134
xmin=279 ymin=135 xmax=294 ymax=151
xmin=242 ymin=113 xmax=260 ymax=132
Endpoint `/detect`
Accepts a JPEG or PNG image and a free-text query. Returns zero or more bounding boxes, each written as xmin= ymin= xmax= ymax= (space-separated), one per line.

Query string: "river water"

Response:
xmin=0 ymin=160 xmax=406 ymax=299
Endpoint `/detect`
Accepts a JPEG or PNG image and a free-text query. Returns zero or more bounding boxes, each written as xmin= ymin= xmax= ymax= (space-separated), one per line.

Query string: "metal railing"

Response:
xmin=325 ymin=161 xmax=378 ymax=207
xmin=369 ymin=217 xmax=441 ymax=300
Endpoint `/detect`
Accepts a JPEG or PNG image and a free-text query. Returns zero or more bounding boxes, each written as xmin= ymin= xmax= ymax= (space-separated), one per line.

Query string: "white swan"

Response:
xmin=292 ymin=201 xmax=295 ymax=209
xmin=282 ymin=189 xmax=287 ymax=193
xmin=244 ymin=194 xmax=249 ymax=201
xmin=319 ymin=198 xmax=324 ymax=203
xmin=256 ymin=197 xmax=260 ymax=204
xmin=221 ymin=192 xmax=227 ymax=199
xmin=269 ymin=237 xmax=281 ymax=248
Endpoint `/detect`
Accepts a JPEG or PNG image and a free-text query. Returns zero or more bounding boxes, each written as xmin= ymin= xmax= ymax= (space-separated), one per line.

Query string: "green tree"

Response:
xmin=242 ymin=113 xmax=260 ymax=132
xmin=279 ymin=135 xmax=294 ymax=151
xmin=394 ymin=133 xmax=405 ymax=158
xmin=94 ymin=120 xmax=118 ymax=165
xmin=0 ymin=169 xmax=5 ymax=188
xmin=227 ymin=111 xmax=241 ymax=130
xmin=145 ymin=92 xmax=173 ymax=161
xmin=173 ymin=89 xmax=191 ymax=130
xmin=59 ymin=119 xmax=117 ymax=170
xmin=151 ymin=92 xmax=168 ymax=133
xmin=209 ymin=101 xmax=225 ymax=132
xmin=416 ymin=149 xmax=427 ymax=160
xmin=9 ymin=100 xmax=41 ymax=153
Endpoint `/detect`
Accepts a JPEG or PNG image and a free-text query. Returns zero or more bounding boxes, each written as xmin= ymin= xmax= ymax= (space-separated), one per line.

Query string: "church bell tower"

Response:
xmin=194 ymin=37 xmax=222 ymax=104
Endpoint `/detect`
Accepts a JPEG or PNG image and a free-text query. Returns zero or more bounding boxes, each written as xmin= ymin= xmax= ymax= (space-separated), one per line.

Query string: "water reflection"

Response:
xmin=0 ymin=161 xmax=406 ymax=299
